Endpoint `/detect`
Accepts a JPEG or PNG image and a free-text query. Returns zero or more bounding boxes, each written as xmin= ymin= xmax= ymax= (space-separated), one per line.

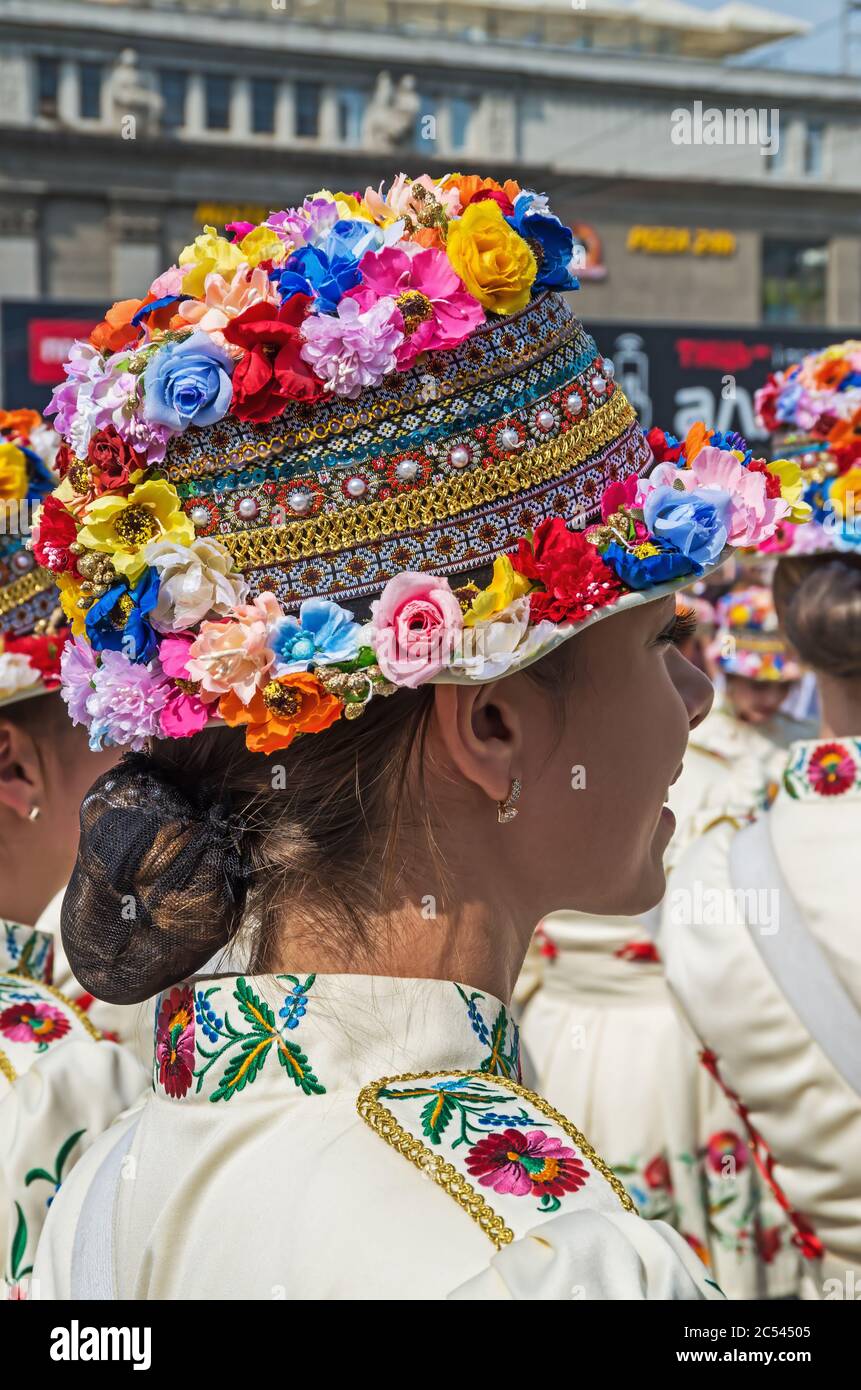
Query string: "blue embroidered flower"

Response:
xmin=271 ymin=597 xmax=362 ymax=674
xmin=463 ymin=994 xmax=491 ymax=1047
xmin=194 ymin=990 xmax=223 ymax=1044
xmin=142 ymin=330 xmax=234 ymax=432
xmin=85 ymin=567 xmax=160 ymax=663
xmin=271 ymin=243 xmax=362 ymax=315
xmin=506 ymin=191 xmax=578 ymax=291
xmin=478 ymin=1111 xmax=537 ymax=1127
xmin=603 ymin=541 xmax=695 ymax=591
xmin=643 ymin=485 xmax=731 ymax=571
xmin=279 ymin=986 xmax=309 ymax=1029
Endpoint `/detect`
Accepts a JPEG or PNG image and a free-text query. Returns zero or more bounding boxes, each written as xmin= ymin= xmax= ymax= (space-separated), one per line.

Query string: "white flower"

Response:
xmin=145 ymin=536 xmax=249 ymax=632
xmin=445 ymin=597 xmax=539 ymax=680
xmin=27 ymin=423 xmax=62 ymax=475
xmin=0 ymin=652 xmax=39 ymax=700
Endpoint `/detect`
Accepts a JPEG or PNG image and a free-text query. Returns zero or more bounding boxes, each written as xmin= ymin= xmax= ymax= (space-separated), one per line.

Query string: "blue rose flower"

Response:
xmin=324 ymin=218 xmax=389 ymax=260
xmin=142 ymin=330 xmax=234 ymax=432
xmin=85 ymin=567 xmax=160 ymax=663
xmin=271 ymin=597 xmax=362 ymax=673
xmin=506 ymin=191 xmax=578 ymax=291
xmin=643 ymin=484 xmax=731 ymax=571
xmin=603 ymin=541 xmax=695 ymax=591
xmin=270 ymin=243 xmax=362 ymax=315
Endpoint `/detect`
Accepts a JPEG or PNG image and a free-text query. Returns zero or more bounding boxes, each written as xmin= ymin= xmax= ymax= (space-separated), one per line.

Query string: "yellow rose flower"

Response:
xmin=238 ymin=226 xmax=286 ymax=268
xmin=767 ymin=458 xmax=812 ymax=525
xmin=76 ymin=479 xmax=194 ymax=581
xmin=446 ymin=200 xmax=537 ymax=315
xmin=0 ymin=442 xmax=27 ymax=501
xmin=830 ymin=466 xmax=861 ymax=520
xmin=464 ymin=555 xmax=532 ymax=627
xmin=179 ymin=225 xmax=245 ymax=298
xmin=57 ymin=573 xmax=89 ymax=636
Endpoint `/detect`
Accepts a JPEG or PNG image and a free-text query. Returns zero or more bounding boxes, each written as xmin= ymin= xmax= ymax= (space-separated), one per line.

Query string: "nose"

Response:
xmin=669 ymin=647 xmax=714 ymax=732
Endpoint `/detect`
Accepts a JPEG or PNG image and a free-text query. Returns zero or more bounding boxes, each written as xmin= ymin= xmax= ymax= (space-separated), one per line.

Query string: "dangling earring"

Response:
xmin=28 ymin=805 xmax=41 ymax=822
xmin=497 ymin=778 xmax=522 ymax=824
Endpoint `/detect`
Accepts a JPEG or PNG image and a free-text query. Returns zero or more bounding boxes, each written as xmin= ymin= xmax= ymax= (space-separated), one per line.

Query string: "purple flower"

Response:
xmin=299 ymin=296 xmax=403 ymax=398
xmin=60 ymin=637 xmax=98 ymax=727
xmin=84 ymin=648 xmax=170 ymax=751
xmin=142 ymin=331 xmax=234 ymax=432
xmin=267 ymin=196 xmax=341 ymax=250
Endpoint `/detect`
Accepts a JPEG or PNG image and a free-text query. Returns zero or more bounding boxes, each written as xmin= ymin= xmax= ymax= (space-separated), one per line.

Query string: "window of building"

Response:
xmin=36 ymin=57 xmax=60 ymax=118
xmin=295 ymin=81 xmax=321 ymax=138
xmin=761 ymin=240 xmax=828 ymax=325
xmin=160 ymin=70 xmax=188 ymax=131
xmin=803 ymin=120 xmax=825 ymax=177
xmin=449 ymin=96 xmax=476 ymax=153
xmin=205 ymin=74 xmax=232 ymax=130
xmin=252 ymin=78 xmax=277 ymax=135
xmin=79 ymin=63 xmax=102 ymax=120
xmin=337 ymin=88 xmax=367 ymax=144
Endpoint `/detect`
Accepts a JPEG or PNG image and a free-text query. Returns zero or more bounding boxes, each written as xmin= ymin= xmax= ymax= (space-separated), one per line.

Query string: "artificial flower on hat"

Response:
xmin=446 ymin=198 xmax=538 ymax=315
xmin=219 ymin=672 xmax=343 ymax=754
xmin=76 ymin=479 xmax=195 ymax=581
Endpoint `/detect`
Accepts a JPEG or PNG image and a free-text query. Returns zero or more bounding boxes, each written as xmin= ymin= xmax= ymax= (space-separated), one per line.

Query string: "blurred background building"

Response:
xmin=1 ymin=0 xmax=860 ymax=433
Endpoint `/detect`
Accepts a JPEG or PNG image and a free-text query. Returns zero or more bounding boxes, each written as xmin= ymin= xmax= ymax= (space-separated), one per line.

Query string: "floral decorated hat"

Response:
xmin=708 ymin=585 xmax=801 ymax=684
xmin=0 ymin=410 xmax=68 ymax=708
xmin=38 ymin=174 xmax=808 ymax=755
xmin=755 ymin=340 xmax=861 ymax=558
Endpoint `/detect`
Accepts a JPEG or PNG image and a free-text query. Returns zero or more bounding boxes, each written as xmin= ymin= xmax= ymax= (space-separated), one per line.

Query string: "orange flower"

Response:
xmin=407 ymin=226 xmax=447 ymax=251
xmin=445 ymin=174 xmax=521 ymax=209
xmin=814 ymin=357 xmax=851 ymax=392
xmin=0 ymin=408 xmax=41 ymax=440
xmin=683 ymin=421 xmax=711 ymax=464
xmin=219 ymin=672 xmax=343 ymax=754
xmin=827 ymin=407 xmax=861 ymax=449
xmin=90 ymin=295 xmax=177 ymax=353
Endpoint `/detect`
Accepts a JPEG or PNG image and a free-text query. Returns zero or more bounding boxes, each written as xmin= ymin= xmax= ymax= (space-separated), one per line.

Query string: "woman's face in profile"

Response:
xmin=520 ymin=597 xmax=713 ymax=919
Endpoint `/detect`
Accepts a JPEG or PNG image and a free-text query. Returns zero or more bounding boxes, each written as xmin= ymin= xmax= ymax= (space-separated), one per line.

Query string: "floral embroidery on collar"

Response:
xmin=0 ymin=979 xmax=72 ymax=1052
xmin=155 ymin=974 xmax=327 ymax=1102
xmin=1 ymin=923 xmax=54 ymax=982
xmin=455 ymin=984 xmax=520 ymax=1080
xmin=783 ymin=738 xmax=861 ymax=801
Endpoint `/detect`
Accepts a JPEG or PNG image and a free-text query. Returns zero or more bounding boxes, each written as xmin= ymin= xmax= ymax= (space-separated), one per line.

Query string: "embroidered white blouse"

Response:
xmin=34 ymin=973 xmax=722 ymax=1300
xmin=661 ymin=737 xmax=861 ymax=1296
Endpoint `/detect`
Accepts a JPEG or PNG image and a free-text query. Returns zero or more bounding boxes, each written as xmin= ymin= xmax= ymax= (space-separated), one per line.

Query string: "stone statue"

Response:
xmin=363 ymin=71 xmax=420 ymax=151
xmin=107 ymin=48 xmax=163 ymax=136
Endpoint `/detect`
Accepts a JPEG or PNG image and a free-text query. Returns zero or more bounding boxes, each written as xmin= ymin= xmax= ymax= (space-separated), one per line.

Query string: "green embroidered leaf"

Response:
xmin=420 ymin=1090 xmax=456 ymax=1145
xmin=10 ymin=1202 xmax=28 ymax=1280
xmin=210 ymin=1033 xmax=273 ymax=1102
xmin=276 ymin=1038 xmax=326 ymax=1096
xmin=23 ymin=1168 xmax=54 ymax=1187
xmin=482 ymin=1006 xmax=511 ymax=1076
xmin=233 ymin=976 xmax=277 ymax=1033
xmin=53 ymin=1129 xmax=87 ymax=1183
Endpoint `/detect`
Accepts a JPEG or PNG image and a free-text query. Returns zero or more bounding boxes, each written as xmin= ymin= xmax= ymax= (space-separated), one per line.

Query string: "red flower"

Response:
xmin=615 ymin=940 xmax=661 ymax=964
xmin=467 ymin=188 xmax=516 ymax=218
xmin=511 ymin=516 xmax=623 ymax=625
xmin=223 ymin=295 xmax=324 ymax=423
xmin=156 ymin=986 xmax=196 ymax=1099
xmin=54 ymin=443 xmax=72 ymax=479
xmin=86 ymin=425 xmax=143 ymax=492
xmin=756 ymin=1226 xmax=782 ymax=1264
xmin=643 ymin=1154 xmax=673 ymax=1191
xmin=807 ymin=742 xmax=857 ymax=796
xmin=646 ymin=427 xmax=684 ymax=465
xmin=465 ymin=1127 xmax=590 ymax=1199
xmin=747 ymin=458 xmax=782 ymax=500
xmin=0 ymin=1000 xmax=71 ymax=1048
xmin=32 ymin=494 xmax=80 ymax=575
xmin=4 ymin=632 xmax=68 ymax=690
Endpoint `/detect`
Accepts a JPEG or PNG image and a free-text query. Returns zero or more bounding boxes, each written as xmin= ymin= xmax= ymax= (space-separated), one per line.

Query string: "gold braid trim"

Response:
xmin=357 ymin=1069 xmax=637 ymax=1251
xmin=224 ymin=391 xmax=636 ymax=573
xmin=8 ymin=966 xmax=104 ymax=1043
xmin=0 ymin=567 xmax=55 ymax=619
xmin=0 ymin=1047 xmax=16 ymax=1086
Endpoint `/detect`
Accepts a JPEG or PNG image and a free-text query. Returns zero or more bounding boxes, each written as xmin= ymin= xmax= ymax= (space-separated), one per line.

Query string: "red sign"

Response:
xmin=28 ymin=318 xmax=98 ymax=384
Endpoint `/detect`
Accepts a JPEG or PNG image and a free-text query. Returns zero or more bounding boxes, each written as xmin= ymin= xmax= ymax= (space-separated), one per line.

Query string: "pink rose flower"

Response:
xmin=177 ymin=265 xmax=280 ymax=355
xmin=645 ymin=448 xmax=789 ymax=547
xmin=370 ymin=571 xmax=463 ymax=687
xmin=348 ymin=245 xmax=484 ymax=369
xmin=159 ymin=633 xmax=212 ymax=738
xmin=187 ymin=591 xmax=280 ymax=703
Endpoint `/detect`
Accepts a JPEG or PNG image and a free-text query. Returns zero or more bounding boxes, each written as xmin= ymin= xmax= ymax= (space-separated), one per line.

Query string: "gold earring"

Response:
xmin=28 ymin=805 xmax=41 ymax=822
xmin=497 ymin=778 xmax=522 ymax=824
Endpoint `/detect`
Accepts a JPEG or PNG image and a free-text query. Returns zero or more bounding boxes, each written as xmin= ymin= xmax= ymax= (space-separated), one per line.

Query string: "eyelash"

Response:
xmin=656 ymin=607 xmax=698 ymax=648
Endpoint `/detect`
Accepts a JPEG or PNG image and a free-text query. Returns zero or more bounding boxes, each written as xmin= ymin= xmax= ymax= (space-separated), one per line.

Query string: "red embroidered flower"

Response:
xmin=3 ymin=632 xmax=68 ymax=690
xmin=643 ymin=1154 xmax=673 ymax=1191
xmin=32 ymin=494 xmax=80 ymax=575
xmin=807 ymin=742 xmax=857 ymax=796
xmin=706 ymin=1130 xmax=749 ymax=1175
xmin=615 ymin=940 xmax=661 ymax=964
xmin=224 ymin=295 xmax=324 ymax=423
xmin=646 ymin=426 xmax=684 ymax=465
xmin=156 ymin=986 xmax=196 ymax=1099
xmin=0 ymin=1000 xmax=71 ymax=1049
xmin=465 ymin=1127 xmax=590 ymax=1199
xmin=511 ymin=516 xmax=623 ymax=624
xmin=87 ymin=425 xmax=143 ymax=492
xmin=756 ymin=1226 xmax=782 ymax=1264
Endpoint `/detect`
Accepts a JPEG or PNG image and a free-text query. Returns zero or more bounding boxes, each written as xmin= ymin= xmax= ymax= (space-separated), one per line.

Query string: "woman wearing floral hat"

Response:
xmin=32 ymin=175 xmax=805 ymax=1300
xmin=661 ymin=343 xmax=861 ymax=1297
xmin=0 ymin=409 xmax=144 ymax=1296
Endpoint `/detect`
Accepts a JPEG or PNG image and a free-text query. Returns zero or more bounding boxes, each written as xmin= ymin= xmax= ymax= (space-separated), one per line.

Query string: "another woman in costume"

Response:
xmin=661 ymin=341 xmax=861 ymax=1296
xmin=32 ymin=176 xmax=806 ymax=1300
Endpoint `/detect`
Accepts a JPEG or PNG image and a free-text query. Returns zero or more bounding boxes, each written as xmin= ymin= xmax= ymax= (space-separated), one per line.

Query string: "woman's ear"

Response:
xmin=432 ymin=680 xmax=524 ymax=803
xmin=0 ymin=716 xmax=43 ymax=820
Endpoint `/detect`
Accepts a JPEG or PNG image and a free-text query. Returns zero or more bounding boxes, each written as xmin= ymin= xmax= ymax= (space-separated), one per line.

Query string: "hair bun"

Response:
xmin=61 ymin=753 xmax=249 ymax=1005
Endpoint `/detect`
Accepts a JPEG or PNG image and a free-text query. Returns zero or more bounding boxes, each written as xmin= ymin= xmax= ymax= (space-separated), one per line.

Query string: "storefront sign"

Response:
xmin=627 ymin=226 xmax=736 ymax=256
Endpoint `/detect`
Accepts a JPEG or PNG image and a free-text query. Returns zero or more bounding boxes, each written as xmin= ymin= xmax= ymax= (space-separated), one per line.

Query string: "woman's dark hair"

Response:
xmin=773 ymin=553 xmax=861 ymax=678
xmin=62 ymin=643 xmax=575 ymax=1004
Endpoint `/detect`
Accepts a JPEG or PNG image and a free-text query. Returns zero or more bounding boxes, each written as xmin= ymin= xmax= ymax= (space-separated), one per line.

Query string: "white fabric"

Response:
xmin=34 ymin=973 xmax=719 ymax=1301
xmin=71 ymin=1116 xmax=141 ymax=1301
